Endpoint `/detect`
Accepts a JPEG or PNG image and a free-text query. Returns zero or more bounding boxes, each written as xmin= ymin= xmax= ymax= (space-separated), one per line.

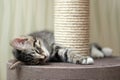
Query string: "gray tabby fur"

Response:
xmin=10 ymin=31 xmax=112 ymax=69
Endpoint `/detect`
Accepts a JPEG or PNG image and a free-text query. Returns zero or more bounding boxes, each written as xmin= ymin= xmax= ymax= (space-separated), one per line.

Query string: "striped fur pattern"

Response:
xmin=10 ymin=31 xmax=112 ymax=69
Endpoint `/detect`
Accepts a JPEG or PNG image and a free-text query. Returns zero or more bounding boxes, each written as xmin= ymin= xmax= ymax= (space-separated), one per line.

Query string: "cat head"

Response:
xmin=10 ymin=36 xmax=49 ymax=64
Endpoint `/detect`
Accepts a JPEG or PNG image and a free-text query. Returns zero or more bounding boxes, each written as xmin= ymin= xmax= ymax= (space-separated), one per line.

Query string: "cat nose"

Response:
xmin=39 ymin=55 xmax=45 ymax=59
xmin=33 ymin=53 xmax=45 ymax=59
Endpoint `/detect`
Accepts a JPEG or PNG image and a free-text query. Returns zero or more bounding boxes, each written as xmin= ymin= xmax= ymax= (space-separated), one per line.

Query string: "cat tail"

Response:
xmin=90 ymin=43 xmax=112 ymax=58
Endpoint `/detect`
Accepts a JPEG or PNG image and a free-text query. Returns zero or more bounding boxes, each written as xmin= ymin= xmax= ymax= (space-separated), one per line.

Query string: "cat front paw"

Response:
xmin=72 ymin=55 xmax=94 ymax=65
xmin=80 ymin=56 xmax=94 ymax=65
xmin=67 ymin=51 xmax=94 ymax=65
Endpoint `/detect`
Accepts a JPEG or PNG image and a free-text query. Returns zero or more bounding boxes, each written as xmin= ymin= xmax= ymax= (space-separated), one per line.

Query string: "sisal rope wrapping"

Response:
xmin=54 ymin=0 xmax=90 ymax=55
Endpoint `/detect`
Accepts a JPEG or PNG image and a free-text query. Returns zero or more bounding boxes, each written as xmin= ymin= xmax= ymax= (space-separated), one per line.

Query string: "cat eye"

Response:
xmin=34 ymin=49 xmax=39 ymax=53
xmin=33 ymin=39 xmax=37 ymax=47
xmin=35 ymin=40 xmax=41 ymax=48
xmin=33 ymin=38 xmax=41 ymax=47
xmin=31 ymin=48 xmax=42 ymax=54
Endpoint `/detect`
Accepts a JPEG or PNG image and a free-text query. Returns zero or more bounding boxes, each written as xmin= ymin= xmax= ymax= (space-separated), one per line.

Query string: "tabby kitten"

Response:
xmin=10 ymin=31 xmax=112 ymax=69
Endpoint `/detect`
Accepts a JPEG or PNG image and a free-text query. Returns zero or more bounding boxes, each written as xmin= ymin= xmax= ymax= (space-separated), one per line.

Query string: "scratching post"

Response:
xmin=54 ymin=0 xmax=90 ymax=55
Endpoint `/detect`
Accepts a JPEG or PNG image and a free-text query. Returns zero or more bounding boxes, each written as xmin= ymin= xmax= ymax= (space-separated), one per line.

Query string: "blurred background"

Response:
xmin=0 ymin=0 xmax=120 ymax=80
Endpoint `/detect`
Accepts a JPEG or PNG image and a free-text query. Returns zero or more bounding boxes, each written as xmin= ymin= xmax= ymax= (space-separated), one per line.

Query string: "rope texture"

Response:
xmin=54 ymin=0 xmax=90 ymax=55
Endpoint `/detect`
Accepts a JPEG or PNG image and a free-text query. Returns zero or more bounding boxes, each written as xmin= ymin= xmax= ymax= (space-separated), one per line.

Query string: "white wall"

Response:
xmin=0 ymin=0 xmax=54 ymax=80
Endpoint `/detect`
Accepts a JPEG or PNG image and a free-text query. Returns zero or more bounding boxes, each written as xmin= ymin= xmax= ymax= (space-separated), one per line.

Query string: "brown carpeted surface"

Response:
xmin=7 ymin=57 xmax=120 ymax=80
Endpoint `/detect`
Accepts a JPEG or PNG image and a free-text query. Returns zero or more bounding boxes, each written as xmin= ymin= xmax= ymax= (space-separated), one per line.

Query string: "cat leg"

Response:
xmin=67 ymin=50 xmax=94 ymax=64
xmin=57 ymin=48 xmax=94 ymax=64
xmin=90 ymin=43 xmax=112 ymax=58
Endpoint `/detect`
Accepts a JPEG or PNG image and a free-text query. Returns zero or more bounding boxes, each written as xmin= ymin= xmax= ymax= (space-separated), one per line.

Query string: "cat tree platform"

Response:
xmin=7 ymin=57 xmax=120 ymax=80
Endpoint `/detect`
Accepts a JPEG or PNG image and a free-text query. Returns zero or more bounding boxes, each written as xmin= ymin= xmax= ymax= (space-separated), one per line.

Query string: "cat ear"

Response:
xmin=10 ymin=37 xmax=32 ymax=50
